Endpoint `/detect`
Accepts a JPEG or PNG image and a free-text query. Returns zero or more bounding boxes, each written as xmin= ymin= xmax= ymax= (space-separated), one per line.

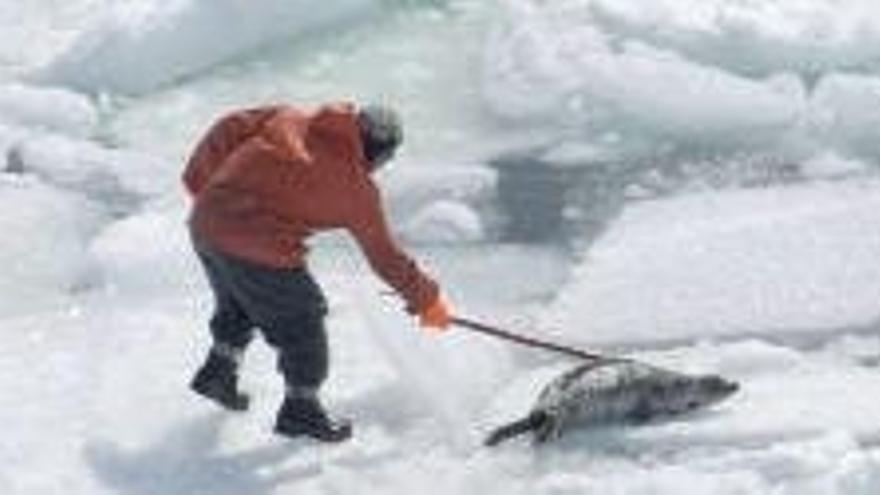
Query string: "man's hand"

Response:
xmin=419 ymin=295 xmax=452 ymax=332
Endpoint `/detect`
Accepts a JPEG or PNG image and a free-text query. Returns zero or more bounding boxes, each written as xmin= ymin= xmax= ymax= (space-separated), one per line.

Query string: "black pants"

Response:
xmin=194 ymin=242 xmax=329 ymax=389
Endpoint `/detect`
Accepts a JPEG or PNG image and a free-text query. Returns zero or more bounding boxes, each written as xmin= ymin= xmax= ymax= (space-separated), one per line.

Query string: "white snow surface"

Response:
xmin=32 ymin=0 xmax=379 ymax=95
xmin=5 ymin=172 xmax=880 ymax=494
xmin=547 ymin=179 xmax=880 ymax=348
xmin=12 ymin=133 xmax=178 ymax=206
xmin=4 ymin=0 xmax=880 ymax=494
xmin=0 ymin=175 xmax=107 ymax=317
xmin=485 ymin=0 xmax=880 ymax=161
xmin=0 ymin=83 xmax=96 ymax=137
xmin=585 ymin=0 xmax=880 ymax=77
xmin=401 ymin=200 xmax=485 ymax=244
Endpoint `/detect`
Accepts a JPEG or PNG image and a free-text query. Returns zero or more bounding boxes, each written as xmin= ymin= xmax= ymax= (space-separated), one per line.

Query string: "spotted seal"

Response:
xmin=485 ymin=359 xmax=739 ymax=446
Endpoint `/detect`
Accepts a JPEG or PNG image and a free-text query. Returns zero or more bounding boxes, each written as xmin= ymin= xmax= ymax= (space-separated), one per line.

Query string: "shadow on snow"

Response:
xmin=83 ymin=412 xmax=319 ymax=495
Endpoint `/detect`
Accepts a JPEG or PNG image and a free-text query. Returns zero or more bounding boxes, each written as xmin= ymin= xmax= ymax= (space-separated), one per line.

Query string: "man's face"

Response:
xmin=368 ymin=144 xmax=397 ymax=172
xmin=358 ymin=105 xmax=403 ymax=173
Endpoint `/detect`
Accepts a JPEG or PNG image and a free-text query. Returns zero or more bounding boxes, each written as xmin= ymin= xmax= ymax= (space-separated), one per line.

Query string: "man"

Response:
xmin=183 ymin=102 xmax=452 ymax=443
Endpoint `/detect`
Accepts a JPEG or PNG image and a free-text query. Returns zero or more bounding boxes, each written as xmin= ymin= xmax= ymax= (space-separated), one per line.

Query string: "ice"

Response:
xmin=821 ymin=335 xmax=880 ymax=367
xmin=546 ymin=178 xmax=880 ymax=347
xmin=92 ymin=1 xmax=499 ymax=164
xmin=34 ymin=0 xmax=379 ymax=95
xmin=89 ymin=202 xmax=198 ymax=296
xmin=6 ymin=0 xmax=880 ymax=493
xmin=10 ymin=132 xmax=178 ymax=210
xmin=6 ymin=199 xmax=880 ymax=492
xmin=485 ymin=2 xmax=804 ymax=141
xmin=808 ymin=74 xmax=880 ymax=158
xmin=401 ymin=200 xmax=485 ymax=244
xmin=0 ymin=175 xmax=107 ymax=317
xmin=0 ymin=83 xmax=96 ymax=137
xmin=586 ymin=0 xmax=880 ymax=79
xmin=487 ymin=29 xmax=803 ymax=140
xmin=382 ymin=164 xmax=497 ymax=215
xmin=0 ymin=0 xmax=111 ymax=79
xmin=484 ymin=0 xmax=880 ymax=162
xmin=379 ymin=164 xmax=496 ymax=242
xmin=800 ymin=151 xmax=870 ymax=180
xmin=0 ymin=123 xmax=32 ymax=163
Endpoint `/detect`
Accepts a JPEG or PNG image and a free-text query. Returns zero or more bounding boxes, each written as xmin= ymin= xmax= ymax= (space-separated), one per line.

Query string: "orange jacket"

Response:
xmin=184 ymin=103 xmax=438 ymax=313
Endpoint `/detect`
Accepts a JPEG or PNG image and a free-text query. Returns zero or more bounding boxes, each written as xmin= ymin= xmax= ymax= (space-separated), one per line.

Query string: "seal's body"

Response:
xmin=485 ymin=359 xmax=739 ymax=446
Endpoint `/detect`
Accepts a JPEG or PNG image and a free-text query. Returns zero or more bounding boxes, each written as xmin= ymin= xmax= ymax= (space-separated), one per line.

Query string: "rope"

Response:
xmin=451 ymin=316 xmax=614 ymax=362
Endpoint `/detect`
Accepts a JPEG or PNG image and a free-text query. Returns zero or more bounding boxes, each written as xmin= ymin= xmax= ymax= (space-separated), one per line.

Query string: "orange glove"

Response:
xmin=419 ymin=295 xmax=452 ymax=332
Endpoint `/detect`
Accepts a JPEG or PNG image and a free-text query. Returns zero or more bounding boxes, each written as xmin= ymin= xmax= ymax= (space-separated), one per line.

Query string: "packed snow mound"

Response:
xmin=9 ymin=133 xmax=178 ymax=211
xmin=485 ymin=0 xmax=880 ymax=161
xmin=0 ymin=123 xmax=33 ymax=164
xmin=0 ymin=84 xmax=96 ymax=137
xmin=808 ymin=74 xmax=880 ymax=158
xmin=383 ymin=164 xmax=497 ymax=213
xmin=485 ymin=30 xmax=803 ymax=143
xmin=586 ymin=0 xmax=880 ymax=78
xmin=545 ymin=178 xmax=880 ymax=347
xmin=34 ymin=0 xmax=378 ymax=95
xmin=0 ymin=0 xmax=111 ymax=78
xmin=98 ymin=1 xmax=500 ymax=164
xmin=800 ymin=151 xmax=869 ymax=180
xmin=89 ymin=203 xmax=198 ymax=295
xmin=401 ymin=200 xmax=484 ymax=244
xmin=0 ymin=175 xmax=107 ymax=317
xmin=374 ymin=164 xmax=497 ymax=243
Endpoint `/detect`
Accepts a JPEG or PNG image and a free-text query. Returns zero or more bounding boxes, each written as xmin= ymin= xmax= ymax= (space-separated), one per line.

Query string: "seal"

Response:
xmin=485 ymin=359 xmax=739 ymax=446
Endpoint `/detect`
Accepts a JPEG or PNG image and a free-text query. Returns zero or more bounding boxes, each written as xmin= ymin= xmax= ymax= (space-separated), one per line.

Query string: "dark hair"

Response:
xmin=358 ymin=104 xmax=403 ymax=171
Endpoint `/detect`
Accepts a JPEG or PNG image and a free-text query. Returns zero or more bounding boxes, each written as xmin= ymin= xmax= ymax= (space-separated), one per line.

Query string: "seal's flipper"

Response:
xmin=484 ymin=412 xmax=547 ymax=447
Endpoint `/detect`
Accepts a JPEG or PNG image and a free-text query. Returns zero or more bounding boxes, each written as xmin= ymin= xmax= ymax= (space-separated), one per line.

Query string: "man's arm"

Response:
xmin=346 ymin=182 xmax=439 ymax=314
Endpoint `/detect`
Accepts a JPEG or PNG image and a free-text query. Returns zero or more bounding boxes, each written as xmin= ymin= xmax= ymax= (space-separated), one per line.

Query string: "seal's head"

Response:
xmin=642 ymin=372 xmax=739 ymax=417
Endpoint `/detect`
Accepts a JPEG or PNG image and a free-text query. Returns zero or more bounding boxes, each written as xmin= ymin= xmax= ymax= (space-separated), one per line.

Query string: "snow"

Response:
xmin=0 ymin=83 xmax=96 ymax=137
xmin=486 ymin=32 xmax=803 ymax=143
xmin=585 ymin=0 xmax=880 ymax=79
xmin=0 ymin=123 xmax=33 ymax=164
xmin=5 ymin=0 xmax=880 ymax=494
xmin=546 ymin=179 xmax=880 ymax=347
xmin=485 ymin=0 xmax=880 ymax=162
xmin=89 ymin=202 xmax=198 ymax=295
xmin=94 ymin=1 xmax=498 ymax=163
xmin=0 ymin=175 xmax=106 ymax=318
xmin=808 ymin=74 xmax=880 ymax=158
xmin=33 ymin=0 xmax=379 ymax=95
xmin=10 ymin=133 xmax=178 ymax=208
xmin=401 ymin=200 xmax=485 ymax=244
xmin=8 ymin=283 xmax=880 ymax=493
xmin=0 ymin=1 xmax=109 ymax=78
xmin=800 ymin=151 xmax=869 ymax=180
xmin=382 ymin=164 xmax=497 ymax=214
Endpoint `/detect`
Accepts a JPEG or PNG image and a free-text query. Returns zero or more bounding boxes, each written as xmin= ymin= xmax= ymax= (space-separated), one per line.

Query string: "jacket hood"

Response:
xmin=262 ymin=102 xmax=365 ymax=166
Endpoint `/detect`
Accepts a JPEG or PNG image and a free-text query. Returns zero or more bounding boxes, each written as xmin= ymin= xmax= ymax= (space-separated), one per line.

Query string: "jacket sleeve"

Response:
xmin=346 ymin=180 xmax=440 ymax=314
xmin=182 ymin=109 xmax=272 ymax=196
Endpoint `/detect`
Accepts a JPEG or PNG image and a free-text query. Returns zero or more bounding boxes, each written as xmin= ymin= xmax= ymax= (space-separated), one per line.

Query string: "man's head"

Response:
xmin=357 ymin=104 xmax=403 ymax=172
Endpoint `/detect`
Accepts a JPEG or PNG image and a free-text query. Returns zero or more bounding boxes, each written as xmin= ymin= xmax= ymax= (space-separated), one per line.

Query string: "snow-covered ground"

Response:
xmin=3 ymin=0 xmax=880 ymax=494
xmin=547 ymin=178 xmax=880 ymax=348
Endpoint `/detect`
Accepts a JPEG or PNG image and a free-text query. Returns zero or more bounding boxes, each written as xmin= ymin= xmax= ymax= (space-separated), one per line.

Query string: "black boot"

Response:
xmin=274 ymin=394 xmax=352 ymax=443
xmin=190 ymin=349 xmax=250 ymax=412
